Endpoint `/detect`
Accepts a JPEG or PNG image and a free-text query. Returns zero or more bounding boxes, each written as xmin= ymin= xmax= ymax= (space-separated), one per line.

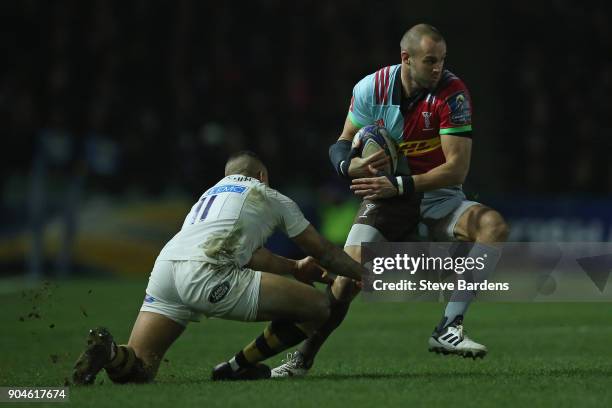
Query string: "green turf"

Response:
xmin=1 ymin=279 xmax=612 ymax=407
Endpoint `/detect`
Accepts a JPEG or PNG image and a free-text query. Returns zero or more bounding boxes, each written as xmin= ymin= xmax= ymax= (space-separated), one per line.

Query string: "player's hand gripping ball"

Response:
xmin=352 ymin=125 xmax=398 ymax=175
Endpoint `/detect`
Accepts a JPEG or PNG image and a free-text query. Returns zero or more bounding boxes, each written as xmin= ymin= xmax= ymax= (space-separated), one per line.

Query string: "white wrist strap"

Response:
xmin=396 ymin=176 xmax=404 ymax=195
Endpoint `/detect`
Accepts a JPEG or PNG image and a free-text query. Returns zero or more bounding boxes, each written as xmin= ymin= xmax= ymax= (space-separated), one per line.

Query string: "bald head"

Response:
xmin=400 ymin=24 xmax=445 ymax=56
xmin=224 ymin=151 xmax=267 ymax=179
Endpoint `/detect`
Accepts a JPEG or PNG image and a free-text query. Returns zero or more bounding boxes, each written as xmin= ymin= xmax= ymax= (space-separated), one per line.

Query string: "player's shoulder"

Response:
xmin=260 ymin=184 xmax=294 ymax=206
xmin=432 ymin=70 xmax=470 ymax=100
xmin=262 ymin=186 xmax=303 ymax=220
xmin=355 ymin=64 xmax=401 ymax=103
xmin=356 ymin=65 xmax=399 ymax=88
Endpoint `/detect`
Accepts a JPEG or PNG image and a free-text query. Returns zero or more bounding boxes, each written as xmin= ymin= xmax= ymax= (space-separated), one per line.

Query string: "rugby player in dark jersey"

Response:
xmin=272 ymin=24 xmax=509 ymax=377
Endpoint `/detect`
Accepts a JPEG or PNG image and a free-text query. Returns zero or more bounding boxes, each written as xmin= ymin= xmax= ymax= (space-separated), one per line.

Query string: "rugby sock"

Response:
xmin=230 ymin=320 xmax=308 ymax=371
xmin=105 ymin=345 xmax=151 ymax=383
xmin=441 ymin=243 xmax=501 ymax=329
xmin=297 ymin=284 xmax=352 ymax=368
xmin=298 ymin=300 xmax=350 ymax=368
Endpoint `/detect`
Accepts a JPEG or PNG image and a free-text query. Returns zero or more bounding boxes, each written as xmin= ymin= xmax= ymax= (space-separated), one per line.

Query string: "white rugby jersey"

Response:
xmin=156 ymin=175 xmax=310 ymax=266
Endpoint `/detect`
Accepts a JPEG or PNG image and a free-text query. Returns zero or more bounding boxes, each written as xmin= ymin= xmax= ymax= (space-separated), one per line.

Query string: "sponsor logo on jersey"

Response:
xmin=209 ymin=281 xmax=231 ymax=304
xmin=228 ymin=175 xmax=252 ymax=182
xmin=446 ymin=91 xmax=471 ymax=125
xmin=359 ymin=203 xmax=376 ymax=218
xmin=398 ymin=137 xmax=441 ymax=157
xmin=206 ymin=184 xmax=248 ymax=196
xmin=422 ymin=112 xmax=433 ymax=130
xmin=144 ymin=294 xmax=156 ymax=303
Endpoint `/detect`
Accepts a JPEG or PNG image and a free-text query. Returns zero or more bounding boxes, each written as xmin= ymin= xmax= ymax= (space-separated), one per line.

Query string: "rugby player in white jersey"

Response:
xmin=72 ymin=151 xmax=365 ymax=384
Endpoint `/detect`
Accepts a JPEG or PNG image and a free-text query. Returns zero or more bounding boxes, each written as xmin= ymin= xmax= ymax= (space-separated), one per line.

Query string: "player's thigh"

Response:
xmin=346 ymin=197 xmax=420 ymax=246
xmin=127 ymin=311 xmax=185 ymax=368
xmin=454 ymin=204 xmax=505 ymax=242
xmin=256 ymin=272 xmax=329 ymax=323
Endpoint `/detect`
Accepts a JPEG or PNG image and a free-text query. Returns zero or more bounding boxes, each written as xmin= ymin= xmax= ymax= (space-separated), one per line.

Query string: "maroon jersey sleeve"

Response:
xmin=437 ymin=79 xmax=473 ymax=136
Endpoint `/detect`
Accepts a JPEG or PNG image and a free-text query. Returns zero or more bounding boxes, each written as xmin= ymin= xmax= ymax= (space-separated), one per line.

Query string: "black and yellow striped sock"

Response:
xmin=229 ymin=320 xmax=307 ymax=371
xmin=104 ymin=345 xmax=151 ymax=383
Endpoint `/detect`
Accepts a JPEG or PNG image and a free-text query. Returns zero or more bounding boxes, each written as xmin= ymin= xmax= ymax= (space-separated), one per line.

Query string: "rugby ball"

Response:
xmin=352 ymin=125 xmax=398 ymax=175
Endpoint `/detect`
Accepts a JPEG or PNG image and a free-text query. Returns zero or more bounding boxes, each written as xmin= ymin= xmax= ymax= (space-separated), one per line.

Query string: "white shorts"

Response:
xmin=423 ymin=199 xmax=480 ymax=241
xmin=140 ymin=260 xmax=262 ymax=327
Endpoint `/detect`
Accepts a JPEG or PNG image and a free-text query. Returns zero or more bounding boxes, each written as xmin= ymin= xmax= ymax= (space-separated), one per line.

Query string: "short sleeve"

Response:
xmin=348 ymin=75 xmax=374 ymax=128
xmin=439 ymin=87 xmax=473 ymax=136
xmin=265 ymin=188 xmax=310 ymax=238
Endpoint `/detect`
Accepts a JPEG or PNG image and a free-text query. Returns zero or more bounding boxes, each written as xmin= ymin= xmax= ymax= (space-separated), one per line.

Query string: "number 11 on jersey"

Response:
xmin=188 ymin=195 xmax=217 ymax=224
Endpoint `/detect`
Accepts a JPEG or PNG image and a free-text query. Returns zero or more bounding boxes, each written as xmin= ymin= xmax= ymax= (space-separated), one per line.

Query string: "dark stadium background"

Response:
xmin=2 ymin=3 xmax=612 ymax=406
xmin=1 ymin=0 xmax=611 ymax=279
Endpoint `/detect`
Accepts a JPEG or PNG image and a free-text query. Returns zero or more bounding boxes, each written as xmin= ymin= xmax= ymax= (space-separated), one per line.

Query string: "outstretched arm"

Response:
xmin=291 ymin=225 xmax=364 ymax=281
xmin=247 ymin=247 xmax=298 ymax=275
xmin=247 ymin=247 xmax=332 ymax=285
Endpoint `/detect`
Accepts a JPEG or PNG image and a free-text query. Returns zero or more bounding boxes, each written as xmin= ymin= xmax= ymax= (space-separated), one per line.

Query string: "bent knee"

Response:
xmin=333 ymin=276 xmax=361 ymax=301
xmin=477 ymin=211 xmax=510 ymax=243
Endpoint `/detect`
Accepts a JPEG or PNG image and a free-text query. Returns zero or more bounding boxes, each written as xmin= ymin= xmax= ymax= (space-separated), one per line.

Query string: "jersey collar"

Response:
xmin=393 ymin=66 xmax=427 ymax=110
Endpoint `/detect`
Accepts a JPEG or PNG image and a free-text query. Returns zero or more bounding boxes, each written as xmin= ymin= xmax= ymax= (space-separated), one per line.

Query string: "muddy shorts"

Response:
xmin=140 ymin=260 xmax=261 ymax=326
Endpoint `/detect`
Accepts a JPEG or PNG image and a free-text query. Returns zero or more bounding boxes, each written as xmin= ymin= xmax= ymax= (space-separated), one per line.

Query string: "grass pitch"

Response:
xmin=1 ymin=278 xmax=612 ymax=407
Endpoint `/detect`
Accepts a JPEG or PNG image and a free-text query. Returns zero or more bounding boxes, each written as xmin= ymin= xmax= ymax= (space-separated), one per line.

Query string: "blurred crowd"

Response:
xmin=1 ymin=0 xmax=611 ymax=225
xmin=500 ymin=1 xmax=612 ymax=194
xmin=2 ymin=0 xmax=404 ymax=200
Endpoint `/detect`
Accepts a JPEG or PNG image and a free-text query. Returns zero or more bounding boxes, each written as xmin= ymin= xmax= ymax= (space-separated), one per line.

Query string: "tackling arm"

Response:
xmin=247 ymin=246 xmax=331 ymax=285
xmin=291 ymin=225 xmax=364 ymax=281
xmin=247 ymin=247 xmax=298 ymax=275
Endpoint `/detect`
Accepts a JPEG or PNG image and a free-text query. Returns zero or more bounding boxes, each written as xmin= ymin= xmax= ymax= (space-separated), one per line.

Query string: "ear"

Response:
xmin=401 ymin=50 xmax=410 ymax=64
xmin=258 ymin=170 xmax=268 ymax=184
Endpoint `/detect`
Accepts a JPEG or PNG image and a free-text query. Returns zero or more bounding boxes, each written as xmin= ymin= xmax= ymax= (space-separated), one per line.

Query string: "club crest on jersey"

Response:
xmin=375 ymin=118 xmax=385 ymax=127
xmin=447 ymin=91 xmax=471 ymax=125
xmin=422 ymin=112 xmax=433 ymax=130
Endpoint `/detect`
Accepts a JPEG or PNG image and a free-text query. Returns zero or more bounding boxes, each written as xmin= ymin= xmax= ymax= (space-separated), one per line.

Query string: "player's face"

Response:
xmin=410 ymin=37 xmax=446 ymax=90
